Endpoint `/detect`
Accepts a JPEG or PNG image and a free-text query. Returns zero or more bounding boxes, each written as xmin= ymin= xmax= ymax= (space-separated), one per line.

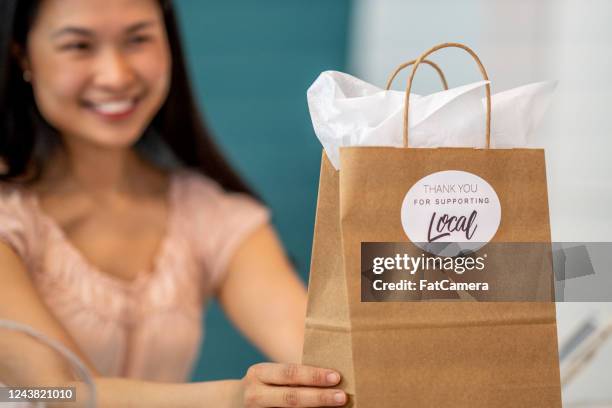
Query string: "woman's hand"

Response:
xmin=237 ymin=362 xmax=347 ymax=407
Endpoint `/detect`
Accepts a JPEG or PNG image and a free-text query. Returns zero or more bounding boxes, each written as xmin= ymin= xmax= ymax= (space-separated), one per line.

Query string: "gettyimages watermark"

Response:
xmin=361 ymin=242 xmax=610 ymax=302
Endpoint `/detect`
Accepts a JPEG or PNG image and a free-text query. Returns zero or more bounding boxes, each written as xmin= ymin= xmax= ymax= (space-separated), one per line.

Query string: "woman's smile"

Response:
xmin=82 ymin=95 xmax=142 ymax=121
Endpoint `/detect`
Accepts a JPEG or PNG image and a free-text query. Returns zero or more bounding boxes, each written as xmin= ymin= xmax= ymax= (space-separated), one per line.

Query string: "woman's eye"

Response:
xmin=60 ymin=42 xmax=92 ymax=52
xmin=127 ymin=35 xmax=152 ymax=45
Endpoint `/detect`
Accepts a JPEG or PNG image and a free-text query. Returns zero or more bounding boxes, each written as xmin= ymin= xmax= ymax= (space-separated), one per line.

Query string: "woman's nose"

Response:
xmin=93 ymin=48 xmax=136 ymax=92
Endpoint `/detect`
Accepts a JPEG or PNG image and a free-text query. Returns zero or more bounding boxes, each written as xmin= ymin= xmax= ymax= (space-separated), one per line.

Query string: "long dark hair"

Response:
xmin=0 ymin=0 xmax=257 ymax=198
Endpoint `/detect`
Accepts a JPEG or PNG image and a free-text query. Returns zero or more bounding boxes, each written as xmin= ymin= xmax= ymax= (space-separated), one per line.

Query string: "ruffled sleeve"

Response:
xmin=0 ymin=184 xmax=35 ymax=262
xmin=178 ymin=170 xmax=271 ymax=293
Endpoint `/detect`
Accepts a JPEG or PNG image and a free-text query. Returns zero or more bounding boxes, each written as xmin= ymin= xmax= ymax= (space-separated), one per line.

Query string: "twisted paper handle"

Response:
xmin=385 ymin=59 xmax=448 ymax=91
xmin=402 ymin=43 xmax=492 ymax=148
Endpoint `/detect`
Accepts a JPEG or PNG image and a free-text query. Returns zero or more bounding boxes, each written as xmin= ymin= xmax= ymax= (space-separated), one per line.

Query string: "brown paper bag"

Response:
xmin=302 ymin=43 xmax=562 ymax=407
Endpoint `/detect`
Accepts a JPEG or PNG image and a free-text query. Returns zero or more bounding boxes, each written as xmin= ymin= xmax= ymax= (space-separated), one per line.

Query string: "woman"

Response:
xmin=0 ymin=0 xmax=347 ymax=406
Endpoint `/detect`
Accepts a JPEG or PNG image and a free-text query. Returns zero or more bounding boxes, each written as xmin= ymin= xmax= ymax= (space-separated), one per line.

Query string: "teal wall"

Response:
xmin=172 ymin=1 xmax=351 ymax=381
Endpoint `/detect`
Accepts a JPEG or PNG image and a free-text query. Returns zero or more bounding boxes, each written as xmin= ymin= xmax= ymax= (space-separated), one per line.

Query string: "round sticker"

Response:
xmin=401 ymin=170 xmax=501 ymax=256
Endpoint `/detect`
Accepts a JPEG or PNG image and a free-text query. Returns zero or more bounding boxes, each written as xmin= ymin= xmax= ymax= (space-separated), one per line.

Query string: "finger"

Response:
xmin=246 ymin=384 xmax=347 ymax=407
xmin=252 ymin=363 xmax=341 ymax=387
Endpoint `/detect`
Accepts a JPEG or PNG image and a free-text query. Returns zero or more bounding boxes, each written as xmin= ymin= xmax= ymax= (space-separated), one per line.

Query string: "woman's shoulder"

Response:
xmin=171 ymin=167 xmax=269 ymax=229
xmin=170 ymin=169 xmax=271 ymax=287
xmin=0 ymin=181 xmax=35 ymax=216
xmin=172 ymin=168 xmax=263 ymax=209
xmin=0 ymin=181 xmax=39 ymax=260
xmin=173 ymin=167 xmax=224 ymax=195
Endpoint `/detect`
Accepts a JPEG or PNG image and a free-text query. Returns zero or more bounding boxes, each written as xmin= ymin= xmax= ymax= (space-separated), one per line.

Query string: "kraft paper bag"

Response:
xmin=302 ymin=43 xmax=561 ymax=407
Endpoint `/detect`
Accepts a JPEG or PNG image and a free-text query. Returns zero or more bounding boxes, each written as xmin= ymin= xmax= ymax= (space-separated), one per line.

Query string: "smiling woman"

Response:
xmin=0 ymin=0 xmax=347 ymax=407
xmin=22 ymin=0 xmax=171 ymax=148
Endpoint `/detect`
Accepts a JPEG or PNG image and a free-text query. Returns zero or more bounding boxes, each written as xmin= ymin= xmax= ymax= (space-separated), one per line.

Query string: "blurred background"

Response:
xmin=173 ymin=0 xmax=611 ymax=405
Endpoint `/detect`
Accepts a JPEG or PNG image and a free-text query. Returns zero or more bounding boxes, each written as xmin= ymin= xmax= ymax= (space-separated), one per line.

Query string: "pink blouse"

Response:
xmin=0 ymin=169 xmax=270 ymax=382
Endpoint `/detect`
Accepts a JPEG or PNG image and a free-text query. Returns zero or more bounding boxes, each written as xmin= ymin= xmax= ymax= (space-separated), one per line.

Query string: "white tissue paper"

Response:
xmin=307 ymin=70 xmax=557 ymax=169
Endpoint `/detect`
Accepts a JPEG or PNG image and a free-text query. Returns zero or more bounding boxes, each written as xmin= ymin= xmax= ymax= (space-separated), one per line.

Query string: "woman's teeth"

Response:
xmin=91 ymin=99 xmax=135 ymax=115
